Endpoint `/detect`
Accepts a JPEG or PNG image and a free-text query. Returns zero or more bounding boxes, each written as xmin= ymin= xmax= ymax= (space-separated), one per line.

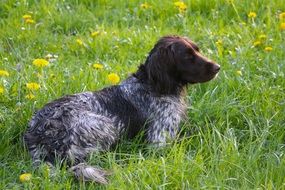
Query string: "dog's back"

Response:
xmin=25 ymin=80 xmax=144 ymax=163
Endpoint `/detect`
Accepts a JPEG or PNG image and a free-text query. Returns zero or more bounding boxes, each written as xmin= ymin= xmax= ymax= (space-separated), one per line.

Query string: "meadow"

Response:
xmin=0 ymin=0 xmax=285 ymax=189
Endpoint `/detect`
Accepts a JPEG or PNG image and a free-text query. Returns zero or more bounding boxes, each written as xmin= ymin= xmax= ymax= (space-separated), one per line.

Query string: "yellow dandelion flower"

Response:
xmin=258 ymin=34 xmax=266 ymax=40
xmin=264 ymin=46 xmax=273 ymax=52
xmin=174 ymin=1 xmax=187 ymax=12
xmin=92 ymin=63 xmax=104 ymax=69
xmin=76 ymin=39 xmax=84 ymax=46
xmin=22 ymin=14 xmax=32 ymax=20
xmin=19 ymin=173 xmax=32 ymax=182
xmin=25 ymin=19 xmax=35 ymax=24
xmin=280 ymin=22 xmax=285 ymax=30
xmin=26 ymin=82 xmax=40 ymax=91
xmin=25 ymin=93 xmax=35 ymax=100
xmin=107 ymin=73 xmax=120 ymax=85
xmin=0 ymin=86 xmax=4 ymax=94
xmin=236 ymin=70 xmax=242 ymax=76
xmin=33 ymin=58 xmax=49 ymax=68
xmin=279 ymin=12 xmax=285 ymax=20
xmin=253 ymin=40 xmax=261 ymax=47
xmin=91 ymin=31 xmax=100 ymax=37
xmin=248 ymin=11 xmax=257 ymax=18
xmin=140 ymin=3 xmax=150 ymax=9
xmin=0 ymin=70 xmax=9 ymax=77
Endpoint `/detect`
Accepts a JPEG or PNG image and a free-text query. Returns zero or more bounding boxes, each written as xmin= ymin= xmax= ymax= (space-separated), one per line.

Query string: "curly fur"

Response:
xmin=24 ymin=35 xmax=220 ymax=183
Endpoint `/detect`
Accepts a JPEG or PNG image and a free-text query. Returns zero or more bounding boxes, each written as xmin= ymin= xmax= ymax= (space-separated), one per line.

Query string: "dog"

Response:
xmin=24 ymin=35 xmax=220 ymax=184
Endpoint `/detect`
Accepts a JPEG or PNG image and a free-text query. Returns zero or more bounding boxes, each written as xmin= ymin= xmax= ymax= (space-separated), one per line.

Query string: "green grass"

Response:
xmin=1 ymin=0 xmax=285 ymax=189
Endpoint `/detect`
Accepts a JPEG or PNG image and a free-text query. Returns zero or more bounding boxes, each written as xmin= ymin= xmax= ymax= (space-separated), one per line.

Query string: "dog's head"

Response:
xmin=136 ymin=35 xmax=220 ymax=95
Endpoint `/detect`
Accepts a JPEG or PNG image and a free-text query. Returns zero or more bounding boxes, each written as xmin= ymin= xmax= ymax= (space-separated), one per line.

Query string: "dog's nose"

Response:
xmin=213 ymin=64 xmax=220 ymax=73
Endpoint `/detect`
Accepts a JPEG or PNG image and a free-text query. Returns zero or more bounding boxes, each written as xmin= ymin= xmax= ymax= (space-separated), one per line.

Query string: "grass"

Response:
xmin=0 ymin=0 xmax=285 ymax=189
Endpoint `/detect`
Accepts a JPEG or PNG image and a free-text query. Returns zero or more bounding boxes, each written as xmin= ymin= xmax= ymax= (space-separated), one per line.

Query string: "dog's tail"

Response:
xmin=69 ymin=163 xmax=112 ymax=184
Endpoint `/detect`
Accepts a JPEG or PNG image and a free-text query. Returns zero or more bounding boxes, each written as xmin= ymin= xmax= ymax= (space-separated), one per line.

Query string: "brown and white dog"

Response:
xmin=24 ymin=35 xmax=220 ymax=183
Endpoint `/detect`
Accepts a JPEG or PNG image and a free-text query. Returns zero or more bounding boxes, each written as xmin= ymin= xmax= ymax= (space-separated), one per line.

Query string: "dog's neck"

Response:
xmin=133 ymin=64 xmax=185 ymax=97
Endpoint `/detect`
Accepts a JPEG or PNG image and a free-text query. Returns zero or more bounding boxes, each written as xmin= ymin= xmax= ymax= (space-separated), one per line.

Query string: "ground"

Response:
xmin=0 ymin=0 xmax=285 ymax=189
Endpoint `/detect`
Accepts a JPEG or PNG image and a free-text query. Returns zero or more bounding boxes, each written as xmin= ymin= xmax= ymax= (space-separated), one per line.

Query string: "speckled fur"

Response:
xmin=25 ymin=77 xmax=186 ymax=161
xmin=24 ymin=35 xmax=220 ymax=183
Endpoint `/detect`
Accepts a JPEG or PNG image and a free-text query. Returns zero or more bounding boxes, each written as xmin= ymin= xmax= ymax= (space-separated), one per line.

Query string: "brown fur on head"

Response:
xmin=135 ymin=35 xmax=220 ymax=95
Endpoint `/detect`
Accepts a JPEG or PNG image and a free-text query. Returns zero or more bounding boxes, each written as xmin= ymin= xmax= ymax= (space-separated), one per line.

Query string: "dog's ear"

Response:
xmin=145 ymin=45 xmax=179 ymax=95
